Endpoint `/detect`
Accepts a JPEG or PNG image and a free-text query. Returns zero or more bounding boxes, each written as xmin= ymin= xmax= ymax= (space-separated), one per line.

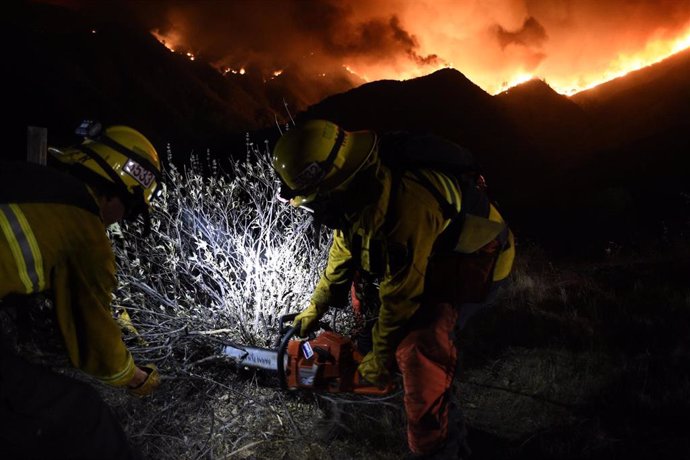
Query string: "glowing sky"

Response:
xmin=56 ymin=0 xmax=690 ymax=96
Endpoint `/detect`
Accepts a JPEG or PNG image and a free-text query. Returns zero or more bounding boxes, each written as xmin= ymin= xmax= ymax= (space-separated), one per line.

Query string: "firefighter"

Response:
xmin=272 ymin=119 xmax=515 ymax=458
xmin=0 ymin=123 xmax=161 ymax=459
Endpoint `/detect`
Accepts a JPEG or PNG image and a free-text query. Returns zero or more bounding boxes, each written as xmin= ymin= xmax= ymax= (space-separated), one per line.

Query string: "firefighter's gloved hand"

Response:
xmin=293 ymin=303 xmax=327 ymax=337
xmin=114 ymin=306 xmax=148 ymax=346
xmin=358 ymin=352 xmax=391 ymax=387
xmin=128 ymin=364 xmax=160 ymax=397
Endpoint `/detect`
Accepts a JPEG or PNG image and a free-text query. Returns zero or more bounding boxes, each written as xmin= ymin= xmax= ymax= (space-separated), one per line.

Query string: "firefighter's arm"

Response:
xmin=296 ymin=230 xmax=355 ymax=336
xmin=359 ymin=191 xmax=445 ymax=384
xmin=359 ymin=246 xmax=427 ymax=385
xmin=53 ymin=222 xmax=145 ymax=388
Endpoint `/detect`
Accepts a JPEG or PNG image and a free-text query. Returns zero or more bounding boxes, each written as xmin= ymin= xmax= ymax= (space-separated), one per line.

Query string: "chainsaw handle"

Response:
xmin=279 ymin=313 xmax=298 ymax=335
xmin=277 ymin=315 xmax=299 ymax=391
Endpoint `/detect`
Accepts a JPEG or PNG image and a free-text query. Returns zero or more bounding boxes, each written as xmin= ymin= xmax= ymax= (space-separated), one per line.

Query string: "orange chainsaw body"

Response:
xmin=284 ymin=331 xmax=392 ymax=395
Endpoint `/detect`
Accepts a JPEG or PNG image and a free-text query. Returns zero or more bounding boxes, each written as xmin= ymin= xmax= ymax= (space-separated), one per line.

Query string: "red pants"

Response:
xmin=396 ymin=302 xmax=460 ymax=454
xmin=352 ymin=239 xmax=504 ymax=454
xmin=394 ymin=239 xmax=503 ymax=454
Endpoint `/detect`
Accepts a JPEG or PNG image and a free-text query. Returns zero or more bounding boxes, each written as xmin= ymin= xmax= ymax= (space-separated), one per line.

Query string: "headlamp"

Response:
xmin=75 ymin=120 xmax=103 ymax=138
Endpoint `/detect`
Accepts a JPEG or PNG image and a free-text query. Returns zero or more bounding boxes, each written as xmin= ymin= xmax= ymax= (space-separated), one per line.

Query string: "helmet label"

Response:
xmin=123 ymin=159 xmax=155 ymax=188
xmin=293 ymin=162 xmax=325 ymax=191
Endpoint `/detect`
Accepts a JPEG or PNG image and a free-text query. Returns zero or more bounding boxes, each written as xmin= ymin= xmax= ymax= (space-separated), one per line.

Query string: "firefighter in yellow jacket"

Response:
xmin=273 ymin=120 xmax=515 ymax=458
xmin=0 ymin=123 xmax=161 ymax=459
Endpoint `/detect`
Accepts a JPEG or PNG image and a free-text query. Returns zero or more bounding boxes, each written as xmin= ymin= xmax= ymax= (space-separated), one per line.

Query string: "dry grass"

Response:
xmin=456 ymin=242 xmax=690 ymax=459
xmin=103 ymin=146 xmax=690 ymax=459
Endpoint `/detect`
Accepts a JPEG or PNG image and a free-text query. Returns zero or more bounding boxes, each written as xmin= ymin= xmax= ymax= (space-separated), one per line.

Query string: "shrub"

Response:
xmin=111 ymin=142 xmax=330 ymax=360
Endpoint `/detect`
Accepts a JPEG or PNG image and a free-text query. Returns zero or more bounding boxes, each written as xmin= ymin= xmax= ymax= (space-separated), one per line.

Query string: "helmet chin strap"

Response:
xmin=310 ymin=220 xmax=322 ymax=249
xmin=123 ymin=187 xmax=152 ymax=237
xmin=120 ymin=207 xmax=151 ymax=237
xmin=140 ymin=208 xmax=152 ymax=237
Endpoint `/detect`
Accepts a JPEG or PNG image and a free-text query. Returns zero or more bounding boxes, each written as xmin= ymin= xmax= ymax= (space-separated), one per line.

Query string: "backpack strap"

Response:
xmin=383 ymin=167 xmax=494 ymax=253
xmin=382 ymin=167 xmax=402 ymax=237
xmin=382 ymin=168 xmax=464 ymax=248
xmin=409 ymin=169 xmax=460 ymax=220
xmin=410 ymin=170 xmax=468 ymax=253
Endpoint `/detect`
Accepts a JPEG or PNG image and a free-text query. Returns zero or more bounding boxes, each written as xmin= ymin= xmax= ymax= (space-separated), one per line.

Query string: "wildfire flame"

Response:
xmin=501 ymin=73 xmax=536 ymax=91
xmin=152 ymin=28 xmax=198 ymax=61
xmin=151 ymin=29 xmax=178 ymax=52
xmin=553 ymin=27 xmax=690 ymax=94
xmin=151 ymin=21 xmax=690 ymax=96
xmin=347 ymin=23 xmax=690 ymax=96
xmin=222 ymin=67 xmax=246 ymax=76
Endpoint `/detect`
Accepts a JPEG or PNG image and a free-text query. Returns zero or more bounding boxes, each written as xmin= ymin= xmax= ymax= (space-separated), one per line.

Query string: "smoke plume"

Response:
xmin=51 ymin=0 xmax=690 ymax=97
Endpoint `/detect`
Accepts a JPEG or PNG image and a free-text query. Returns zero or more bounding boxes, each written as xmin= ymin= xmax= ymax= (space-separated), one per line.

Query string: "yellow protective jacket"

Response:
xmin=309 ymin=164 xmax=515 ymax=360
xmin=0 ymin=162 xmax=135 ymax=386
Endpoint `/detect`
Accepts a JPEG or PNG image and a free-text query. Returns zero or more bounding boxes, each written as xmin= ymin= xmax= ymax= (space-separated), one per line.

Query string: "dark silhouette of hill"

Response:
xmin=303 ymin=68 xmax=520 ymax=160
xmin=3 ymin=2 xmax=274 ymax=162
xmin=496 ymin=78 xmax=595 ymax=160
xmin=303 ymin=55 xmax=690 ymax=249
xmin=3 ymin=2 xmax=355 ymax=164
xmin=300 ymin=68 xmax=542 ymax=214
xmin=563 ymin=49 xmax=690 ymax=246
xmin=572 ymin=47 xmax=690 ymax=150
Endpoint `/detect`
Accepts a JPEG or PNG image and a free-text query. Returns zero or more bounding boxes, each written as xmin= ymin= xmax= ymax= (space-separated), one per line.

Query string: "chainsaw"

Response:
xmin=221 ymin=313 xmax=393 ymax=395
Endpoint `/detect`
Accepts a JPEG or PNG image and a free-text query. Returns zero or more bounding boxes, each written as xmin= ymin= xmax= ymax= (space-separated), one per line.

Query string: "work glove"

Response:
xmin=293 ymin=302 xmax=328 ymax=337
xmin=357 ymin=352 xmax=391 ymax=387
xmin=128 ymin=364 xmax=160 ymax=397
xmin=114 ymin=306 xmax=148 ymax=346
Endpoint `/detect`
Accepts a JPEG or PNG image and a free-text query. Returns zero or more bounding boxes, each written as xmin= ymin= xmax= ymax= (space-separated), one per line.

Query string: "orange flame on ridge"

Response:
xmin=336 ymin=18 xmax=690 ymax=96
xmin=150 ymin=19 xmax=690 ymax=97
xmin=550 ymin=26 xmax=690 ymax=95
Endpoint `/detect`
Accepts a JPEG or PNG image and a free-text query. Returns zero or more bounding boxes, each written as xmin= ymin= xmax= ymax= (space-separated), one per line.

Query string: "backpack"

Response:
xmin=377 ymin=131 xmax=510 ymax=303
xmin=378 ymin=131 xmax=479 ymax=180
xmin=377 ymin=131 xmax=491 ymax=235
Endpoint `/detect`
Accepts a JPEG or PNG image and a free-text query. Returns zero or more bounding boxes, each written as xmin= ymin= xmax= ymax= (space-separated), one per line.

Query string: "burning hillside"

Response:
xmin=60 ymin=0 xmax=690 ymax=99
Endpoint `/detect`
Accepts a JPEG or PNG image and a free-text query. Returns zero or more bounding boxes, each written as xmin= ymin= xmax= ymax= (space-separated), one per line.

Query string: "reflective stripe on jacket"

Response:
xmin=0 ymin=204 xmax=46 ymax=294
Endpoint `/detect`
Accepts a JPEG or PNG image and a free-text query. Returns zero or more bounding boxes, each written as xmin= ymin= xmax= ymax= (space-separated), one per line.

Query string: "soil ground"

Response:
xmin=103 ymin=246 xmax=690 ymax=459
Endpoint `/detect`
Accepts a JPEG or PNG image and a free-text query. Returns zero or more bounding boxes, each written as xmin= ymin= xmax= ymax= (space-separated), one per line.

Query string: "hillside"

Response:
xmin=304 ymin=68 xmax=527 ymax=164
xmin=496 ymin=78 xmax=595 ymax=159
xmin=3 ymin=2 xmax=355 ymax=163
xmin=572 ymin=47 xmax=690 ymax=149
xmin=303 ymin=53 xmax=690 ymax=249
xmin=4 ymin=3 xmax=263 ymax=161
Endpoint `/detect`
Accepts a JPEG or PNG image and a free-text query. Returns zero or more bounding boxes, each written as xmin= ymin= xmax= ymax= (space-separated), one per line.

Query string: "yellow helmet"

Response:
xmin=272 ymin=119 xmax=377 ymax=207
xmin=50 ymin=122 xmax=161 ymax=218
